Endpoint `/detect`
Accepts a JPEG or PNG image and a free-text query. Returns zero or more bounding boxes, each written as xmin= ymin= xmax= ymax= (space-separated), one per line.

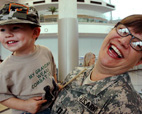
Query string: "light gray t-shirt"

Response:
xmin=0 ymin=45 xmax=59 ymax=114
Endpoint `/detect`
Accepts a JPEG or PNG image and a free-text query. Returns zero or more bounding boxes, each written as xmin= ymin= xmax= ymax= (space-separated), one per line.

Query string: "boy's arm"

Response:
xmin=0 ymin=96 xmax=47 ymax=113
xmin=54 ymin=74 xmax=57 ymax=82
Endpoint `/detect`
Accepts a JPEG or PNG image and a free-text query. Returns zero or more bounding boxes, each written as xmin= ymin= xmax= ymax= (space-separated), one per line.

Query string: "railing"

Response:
xmin=39 ymin=15 xmax=110 ymax=24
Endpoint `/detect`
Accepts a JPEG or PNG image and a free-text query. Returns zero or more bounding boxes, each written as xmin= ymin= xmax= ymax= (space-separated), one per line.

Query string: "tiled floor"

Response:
xmin=0 ymin=104 xmax=11 ymax=114
xmin=0 ymin=109 xmax=11 ymax=114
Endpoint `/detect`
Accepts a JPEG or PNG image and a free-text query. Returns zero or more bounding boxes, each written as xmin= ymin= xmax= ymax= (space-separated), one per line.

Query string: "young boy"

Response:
xmin=0 ymin=2 xmax=59 ymax=114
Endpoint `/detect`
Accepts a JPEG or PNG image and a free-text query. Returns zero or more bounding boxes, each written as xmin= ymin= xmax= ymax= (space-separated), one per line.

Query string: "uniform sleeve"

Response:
xmin=105 ymin=87 xmax=142 ymax=113
xmin=0 ymin=72 xmax=15 ymax=102
xmin=106 ymin=100 xmax=142 ymax=113
xmin=63 ymin=67 xmax=86 ymax=83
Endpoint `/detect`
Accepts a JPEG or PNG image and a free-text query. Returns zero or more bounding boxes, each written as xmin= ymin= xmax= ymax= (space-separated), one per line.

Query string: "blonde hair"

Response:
xmin=83 ymin=52 xmax=95 ymax=67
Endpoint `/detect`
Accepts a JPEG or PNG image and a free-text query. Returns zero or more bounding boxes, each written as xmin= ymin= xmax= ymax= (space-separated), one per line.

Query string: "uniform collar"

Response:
xmin=72 ymin=72 xmax=130 ymax=96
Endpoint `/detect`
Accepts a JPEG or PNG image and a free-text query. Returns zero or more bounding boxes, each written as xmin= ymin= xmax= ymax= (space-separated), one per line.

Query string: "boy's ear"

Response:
xmin=33 ymin=27 xmax=40 ymax=39
xmin=136 ymin=58 xmax=142 ymax=66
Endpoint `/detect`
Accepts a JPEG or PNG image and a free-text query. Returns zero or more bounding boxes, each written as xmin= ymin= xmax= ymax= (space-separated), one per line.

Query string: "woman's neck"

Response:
xmin=90 ymin=62 xmax=114 ymax=81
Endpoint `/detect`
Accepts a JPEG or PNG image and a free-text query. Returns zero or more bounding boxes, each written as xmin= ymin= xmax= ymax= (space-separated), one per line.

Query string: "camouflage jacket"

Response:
xmin=51 ymin=67 xmax=142 ymax=114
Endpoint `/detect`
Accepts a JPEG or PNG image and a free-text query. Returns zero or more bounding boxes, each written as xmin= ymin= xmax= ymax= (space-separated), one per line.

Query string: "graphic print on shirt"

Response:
xmin=28 ymin=62 xmax=52 ymax=89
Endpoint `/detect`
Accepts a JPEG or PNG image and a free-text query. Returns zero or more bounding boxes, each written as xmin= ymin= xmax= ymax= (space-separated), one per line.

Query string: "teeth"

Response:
xmin=111 ymin=45 xmax=122 ymax=58
xmin=8 ymin=41 xmax=15 ymax=44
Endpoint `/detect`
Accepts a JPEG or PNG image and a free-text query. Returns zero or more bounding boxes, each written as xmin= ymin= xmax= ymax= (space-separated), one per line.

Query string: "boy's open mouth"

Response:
xmin=7 ymin=40 xmax=18 ymax=44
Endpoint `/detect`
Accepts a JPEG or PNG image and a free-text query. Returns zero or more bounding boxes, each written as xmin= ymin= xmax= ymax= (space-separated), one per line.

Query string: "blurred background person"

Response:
xmin=83 ymin=52 xmax=96 ymax=67
xmin=0 ymin=56 xmax=3 ymax=64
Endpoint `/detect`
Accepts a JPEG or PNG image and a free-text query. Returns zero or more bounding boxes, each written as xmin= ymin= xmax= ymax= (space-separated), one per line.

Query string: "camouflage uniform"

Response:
xmin=51 ymin=67 xmax=142 ymax=114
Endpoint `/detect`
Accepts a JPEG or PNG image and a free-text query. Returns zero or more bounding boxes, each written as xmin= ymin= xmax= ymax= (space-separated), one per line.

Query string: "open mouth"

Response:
xmin=109 ymin=45 xmax=123 ymax=58
xmin=7 ymin=40 xmax=18 ymax=44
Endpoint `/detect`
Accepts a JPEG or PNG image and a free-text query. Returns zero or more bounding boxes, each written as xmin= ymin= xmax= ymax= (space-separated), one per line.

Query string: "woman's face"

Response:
xmin=97 ymin=26 xmax=142 ymax=75
xmin=89 ymin=54 xmax=95 ymax=66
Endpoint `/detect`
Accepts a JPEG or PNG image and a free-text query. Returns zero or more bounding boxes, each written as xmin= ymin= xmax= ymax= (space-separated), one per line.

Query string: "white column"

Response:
xmin=0 ymin=44 xmax=1 ymax=57
xmin=58 ymin=0 xmax=79 ymax=81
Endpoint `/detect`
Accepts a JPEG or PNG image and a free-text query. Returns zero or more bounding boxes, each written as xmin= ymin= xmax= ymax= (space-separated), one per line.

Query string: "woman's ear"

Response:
xmin=33 ymin=27 xmax=41 ymax=39
xmin=136 ymin=58 xmax=142 ymax=66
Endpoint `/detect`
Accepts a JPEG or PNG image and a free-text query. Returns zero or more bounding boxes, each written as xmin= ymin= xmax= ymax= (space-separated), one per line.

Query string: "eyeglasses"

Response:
xmin=115 ymin=22 xmax=142 ymax=51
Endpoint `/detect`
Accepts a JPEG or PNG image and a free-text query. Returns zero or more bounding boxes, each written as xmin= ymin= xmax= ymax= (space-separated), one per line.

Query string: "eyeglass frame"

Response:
xmin=114 ymin=22 xmax=142 ymax=51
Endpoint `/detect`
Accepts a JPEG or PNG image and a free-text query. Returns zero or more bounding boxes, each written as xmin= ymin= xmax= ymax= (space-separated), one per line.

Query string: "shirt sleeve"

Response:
xmin=0 ymin=73 xmax=15 ymax=102
xmin=48 ymin=50 xmax=56 ymax=77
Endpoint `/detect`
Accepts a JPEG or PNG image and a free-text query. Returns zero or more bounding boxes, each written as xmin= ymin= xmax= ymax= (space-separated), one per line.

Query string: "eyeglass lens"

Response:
xmin=116 ymin=24 xmax=142 ymax=51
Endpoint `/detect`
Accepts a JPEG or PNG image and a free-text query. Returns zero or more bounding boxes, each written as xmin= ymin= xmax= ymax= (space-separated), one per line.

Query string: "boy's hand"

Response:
xmin=58 ymin=84 xmax=63 ymax=90
xmin=24 ymin=96 xmax=47 ymax=113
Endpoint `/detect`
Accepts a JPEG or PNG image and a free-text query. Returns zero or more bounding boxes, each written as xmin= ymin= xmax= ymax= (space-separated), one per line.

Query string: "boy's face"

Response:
xmin=0 ymin=24 xmax=40 ymax=55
